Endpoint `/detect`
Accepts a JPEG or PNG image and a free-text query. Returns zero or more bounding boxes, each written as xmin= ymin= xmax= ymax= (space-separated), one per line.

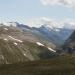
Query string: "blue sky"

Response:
xmin=0 ymin=0 xmax=75 ymax=23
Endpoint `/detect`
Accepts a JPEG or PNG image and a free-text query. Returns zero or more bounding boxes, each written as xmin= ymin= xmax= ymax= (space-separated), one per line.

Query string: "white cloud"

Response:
xmin=25 ymin=17 xmax=75 ymax=29
xmin=40 ymin=0 xmax=75 ymax=8
xmin=25 ymin=17 xmax=56 ymax=28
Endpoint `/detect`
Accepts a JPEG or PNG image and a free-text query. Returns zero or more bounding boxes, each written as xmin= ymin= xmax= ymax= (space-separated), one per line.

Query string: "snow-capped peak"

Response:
xmin=25 ymin=18 xmax=75 ymax=30
xmin=0 ymin=18 xmax=75 ymax=30
xmin=0 ymin=22 xmax=19 ymax=27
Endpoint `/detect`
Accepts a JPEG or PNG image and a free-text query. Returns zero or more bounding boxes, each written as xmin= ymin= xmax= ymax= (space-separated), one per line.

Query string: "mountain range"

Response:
xmin=3 ymin=22 xmax=74 ymax=45
xmin=0 ymin=21 xmax=75 ymax=64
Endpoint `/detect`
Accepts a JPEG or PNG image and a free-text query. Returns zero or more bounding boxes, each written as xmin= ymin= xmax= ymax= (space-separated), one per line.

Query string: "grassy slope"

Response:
xmin=0 ymin=55 xmax=75 ymax=75
xmin=0 ymin=26 xmax=58 ymax=64
xmin=0 ymin=39 xmax=58 ymax=64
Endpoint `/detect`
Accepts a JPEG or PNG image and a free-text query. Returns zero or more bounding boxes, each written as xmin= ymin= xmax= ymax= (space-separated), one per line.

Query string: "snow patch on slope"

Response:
xmin=4 ymin=38 xmax=8 ymax=41
xmin=48 ymin=47 xmax=56 ymax=52
xmin=4 ymin=28 xmax=8 ymax=30
xmin=8 ymin=36 xmax=23 ymax=43
xmin=36 ymin=42 xmax=44 ymax=46
xmin=14 ymin=42 xmax=18 ymax=46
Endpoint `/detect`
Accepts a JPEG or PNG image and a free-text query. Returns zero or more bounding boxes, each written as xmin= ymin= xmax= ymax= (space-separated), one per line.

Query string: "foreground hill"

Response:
xmin=0 ymin=55 xmax=75 ymax=75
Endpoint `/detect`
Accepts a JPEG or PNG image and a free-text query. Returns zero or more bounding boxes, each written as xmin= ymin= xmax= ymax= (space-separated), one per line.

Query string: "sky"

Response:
xmin=0 ymin=0 xmax=75 ymax=23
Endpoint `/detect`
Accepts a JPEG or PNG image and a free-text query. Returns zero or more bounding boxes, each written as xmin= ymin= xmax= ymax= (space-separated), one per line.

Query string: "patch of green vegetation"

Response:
xmin=0 ymin=55 xmax=75 ymax=75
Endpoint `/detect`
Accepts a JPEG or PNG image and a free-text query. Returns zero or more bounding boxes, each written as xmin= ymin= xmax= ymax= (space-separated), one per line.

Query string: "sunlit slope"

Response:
xmin=0 ymin=25 xmax=58 ymax=64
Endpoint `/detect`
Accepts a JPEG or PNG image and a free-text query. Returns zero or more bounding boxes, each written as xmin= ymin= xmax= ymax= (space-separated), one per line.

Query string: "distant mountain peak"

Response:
xmin=25 ymin=18 xmax=75 ymax=29
xmin=0 ymin=22 xmax=20 ymax=27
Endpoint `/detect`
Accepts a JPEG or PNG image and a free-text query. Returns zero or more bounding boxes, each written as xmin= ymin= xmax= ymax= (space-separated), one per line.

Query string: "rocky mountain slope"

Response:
xmin=0 ymin=22 xmax=75 ymax=64
xmin=62 ymin=30 xmax=75 ymax=54
xmin=0 ymin=25 xmax=58 ymax=64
